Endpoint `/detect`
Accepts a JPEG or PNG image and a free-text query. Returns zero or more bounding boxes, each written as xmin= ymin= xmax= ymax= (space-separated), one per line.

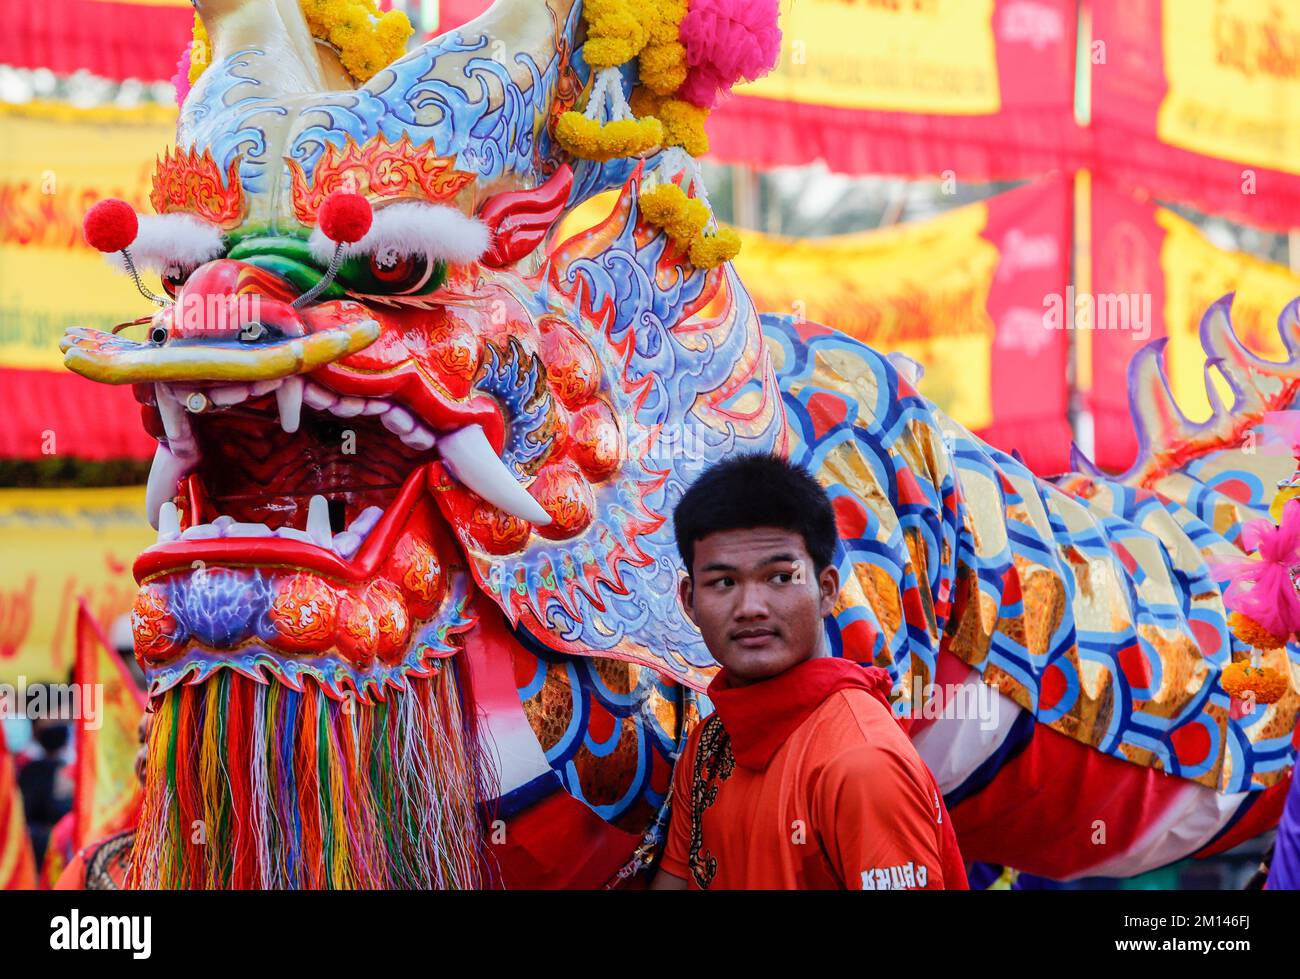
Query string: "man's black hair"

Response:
xmin=672 ymin=453 xmax=839 ymax=574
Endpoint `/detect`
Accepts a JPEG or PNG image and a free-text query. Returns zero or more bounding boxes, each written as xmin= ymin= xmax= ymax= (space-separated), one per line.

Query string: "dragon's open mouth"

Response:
xmin=139 ymin=379 xmax=441 ymax=574
xmin=134 ymin=376 xmax=551 ymax=585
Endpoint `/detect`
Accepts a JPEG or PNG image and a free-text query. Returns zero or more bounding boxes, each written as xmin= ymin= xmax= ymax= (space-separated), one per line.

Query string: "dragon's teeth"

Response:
xmin=274 ymin=527 xmax=314 ymax=544
xmin=329 ymin=396 xmax=366 ymax=418
xmin=332 ymin=530 xmax=362 ymax=558
xmin=210 ymin=384 xmax=251 ymax=407
xmin=157 ymin=501 xmax=181 ymax=541
xmin=381 ymin=405 xmax=416 ymax=435
xmin=439 ymin=423 xmax=552 ymax=525
xmin=276 ymin=376 xmax=304 ymax=433
xmin=226 ymin=522 xmax=273 ymax=538
xmin=303 ymin=382 xmax=337 ymax=410
xmin=181 ymin=523 xmax=220 ymax=540
xmin=400 ymin=426 xmax=437 ymax=451
xmin=145 ymin=442 xmax=196 ymax=529
xmin=347 ymin=506 xmax=384 ymax=538
xmin=155 ymin=384 xmax=190 ymax=443
xmin=306 ymin=494 xmax=333 ymax=547
xmin=249 ymin=378 xmax=282 ymax=397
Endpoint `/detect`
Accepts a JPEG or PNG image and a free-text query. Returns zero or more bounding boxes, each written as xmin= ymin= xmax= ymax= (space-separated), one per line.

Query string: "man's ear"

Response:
xmin=817 ymin=563 xmax=840 ymax=618
xmin=678 ymin=574 xmax=697 ymax=627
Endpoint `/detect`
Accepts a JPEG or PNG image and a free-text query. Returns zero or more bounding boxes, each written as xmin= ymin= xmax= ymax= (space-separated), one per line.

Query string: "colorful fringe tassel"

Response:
xmin=128 ymin=665 xmax=497 ymax=889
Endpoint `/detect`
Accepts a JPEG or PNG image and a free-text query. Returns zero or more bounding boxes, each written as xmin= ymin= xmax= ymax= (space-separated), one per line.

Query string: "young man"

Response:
xmin=653 ymin=454 xmax=968 ymax=890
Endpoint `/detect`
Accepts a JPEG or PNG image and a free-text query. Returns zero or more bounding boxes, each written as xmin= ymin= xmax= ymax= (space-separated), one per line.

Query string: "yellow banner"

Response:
xmin=0 ymin=487 xmax=152 ymax=685
xmin=1158 ymin=207 xmax=1300 ymax=420
xmin=1157 ymin=0 xmax=1300 ymax=177
xmin=733 ymin=204 xmax=999 ymax=429
xmin=739 ymin=0 xmax=1001 ymax=115
xmin=0 ymin=725 xmax=35 ymax=890
xmin=75 ymin=605 xmax=143 ymax=849
xmin=0 ymin=102 xmax=176 ymax=370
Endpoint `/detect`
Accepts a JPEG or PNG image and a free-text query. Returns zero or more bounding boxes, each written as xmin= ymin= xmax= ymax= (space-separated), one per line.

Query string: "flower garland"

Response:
xmin=556 ymin=0 xmax=779 ymax=268
xmin=1210 ymin=495 xmax=1300 ymax=707
xmin=187 ymin=0 xmax=412 ymax=88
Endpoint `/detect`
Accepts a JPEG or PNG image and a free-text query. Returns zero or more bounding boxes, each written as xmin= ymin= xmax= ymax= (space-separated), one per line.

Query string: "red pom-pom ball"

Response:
xmin=83 ymin=199 xmax=139 ymax=253
xmin=317 ymin=192 xmax=373 ymax=244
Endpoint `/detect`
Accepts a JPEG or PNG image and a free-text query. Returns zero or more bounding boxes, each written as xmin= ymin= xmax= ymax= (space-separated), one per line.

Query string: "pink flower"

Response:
xmin=1210 ymin=498 xmax=1300 ymax=640
xmin=678 ymin=0 xmax=782 ymax=109
xmin=1257 ymin=411 xmax=1300 ymax=457
xmin=171 ymin=41 xmax=193 ymax=109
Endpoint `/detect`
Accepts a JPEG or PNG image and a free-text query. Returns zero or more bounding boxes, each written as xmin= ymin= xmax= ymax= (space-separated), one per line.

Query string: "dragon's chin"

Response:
xmin=130 ymin=382 xmax=485 ymax=701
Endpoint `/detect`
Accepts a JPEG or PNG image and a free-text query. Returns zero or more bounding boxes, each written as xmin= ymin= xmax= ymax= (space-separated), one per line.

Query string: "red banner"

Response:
xmin=734 ymin=177 xmax=1073 ymax=474
xmin=434 ymin=0 xmax=492 ymax=33
xmin=706 ymin=0 xmax=1080 ymax=180
xmin=1088 ymin=177 xmax=1300 ymax=472
xmin=1 ymin=0 xmax=193 ymax=83
xmin=1090 ymin=0 xmax=1300 ymax=232
xmin=0 ymin=102 xmax=174 ymax=462
xmin=0 ymin=368 xmax=151 ymax=461
xmin=980 ymin=175 xmax=1074 ymax=473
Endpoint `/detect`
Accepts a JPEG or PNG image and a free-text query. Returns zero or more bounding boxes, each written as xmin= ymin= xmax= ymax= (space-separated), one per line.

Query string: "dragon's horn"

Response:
xmin=194 ymin=0 xmax=343 ymax=94
xmin=435 ymin=0 xmax=580 ymax=90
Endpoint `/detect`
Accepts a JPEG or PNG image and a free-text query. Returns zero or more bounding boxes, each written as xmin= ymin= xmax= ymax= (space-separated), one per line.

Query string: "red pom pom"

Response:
xmin=317 ymin=192 xmax=373 ymax=244
xmin=84 ymin=199 xmax=139 ymax=253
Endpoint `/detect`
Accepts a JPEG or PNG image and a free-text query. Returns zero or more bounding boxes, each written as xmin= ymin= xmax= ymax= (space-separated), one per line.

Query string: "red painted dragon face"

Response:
xmin=61 ymin=0 xmax=784 ymax=700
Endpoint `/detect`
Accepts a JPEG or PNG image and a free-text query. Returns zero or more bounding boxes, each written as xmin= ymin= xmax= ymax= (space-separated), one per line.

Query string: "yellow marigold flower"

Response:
xmin=376 ymin=10 xmax=412 ymax=45
xmin=639 ymin=42 xmax=688 ymax=96
xmin=629 ymin=85 xmax=665 ymax=119
xmin=688 ymin=228 xmax=742 ymax=268
xmin=301 ymin=0 xmax=329 ymax=28
xmin=1228 ymin=611 xmax=1289 ymax=651
xmin=601 ymin=117 xmax=664 ymax=158
xmin=657 ymin=98 xmax=710 ymax=155
xmin=585 ymin=37 xmax=641 ymax=69
xmin=647 ymin=0 xmax=689 ymax=44
xmin=189 ymin=16 xmax=210 ymax=85
xmin=556 ymin=112 xmax=661 ymax=162
xmin=668 ymin=197 xmax=710 ymax=245
xmin=639 ymin=183 xmax=688 ymax=223
xmin=638 ymin=184 xmax=709 ymax=247
xmin=335 ymin=7 xmax=369 ymax=35
xmin=555 ymin=112 xmax=603 ymax=156
xmin=1221 ymin=660 xmax=1289 ymax=704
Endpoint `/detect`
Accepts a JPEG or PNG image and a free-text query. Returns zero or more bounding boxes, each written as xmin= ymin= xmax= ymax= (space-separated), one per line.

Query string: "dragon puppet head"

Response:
xmin=63 ymin=0 xmax=784 ymax=886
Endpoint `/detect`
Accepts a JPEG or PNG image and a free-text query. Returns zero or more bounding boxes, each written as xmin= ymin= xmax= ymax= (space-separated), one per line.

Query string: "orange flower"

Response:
xmin=1227 ymin=611 xmax=1289 ymax=650
xmin=1221 ymin=660 xmax=1289 ymax=705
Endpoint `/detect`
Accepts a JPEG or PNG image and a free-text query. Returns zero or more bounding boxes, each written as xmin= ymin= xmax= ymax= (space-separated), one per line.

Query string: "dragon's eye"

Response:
xmin=350 ymin=248 xmax=446 ymax=296
xmin=160 ymin=266 xmax=192 ymax=298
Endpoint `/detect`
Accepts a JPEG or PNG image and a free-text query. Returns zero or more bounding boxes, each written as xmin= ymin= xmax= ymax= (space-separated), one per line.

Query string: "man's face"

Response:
xmin=679 ymin=526 xmax=840 ymax=685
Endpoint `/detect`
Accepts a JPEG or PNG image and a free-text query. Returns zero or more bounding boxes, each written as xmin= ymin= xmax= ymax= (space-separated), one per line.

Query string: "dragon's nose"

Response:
xmin=169 ymin=259 xmax=300 ymax=341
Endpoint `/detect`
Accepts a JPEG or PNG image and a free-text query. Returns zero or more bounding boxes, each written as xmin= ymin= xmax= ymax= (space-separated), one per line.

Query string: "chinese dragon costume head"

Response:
xmin=63 ymin=0 xmax=1300 ymax=889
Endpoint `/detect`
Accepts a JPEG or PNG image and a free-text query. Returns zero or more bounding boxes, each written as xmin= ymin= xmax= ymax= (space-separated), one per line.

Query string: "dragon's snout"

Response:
xmin=60 ymin=258 xmax=380 ymax=386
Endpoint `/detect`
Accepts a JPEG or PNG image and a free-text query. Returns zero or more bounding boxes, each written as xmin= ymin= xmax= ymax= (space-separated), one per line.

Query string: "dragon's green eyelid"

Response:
xmin=227 ymin=235 xmax=319 ymax=266
xmin=226 ymin=235 xmax=451 ymax=297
